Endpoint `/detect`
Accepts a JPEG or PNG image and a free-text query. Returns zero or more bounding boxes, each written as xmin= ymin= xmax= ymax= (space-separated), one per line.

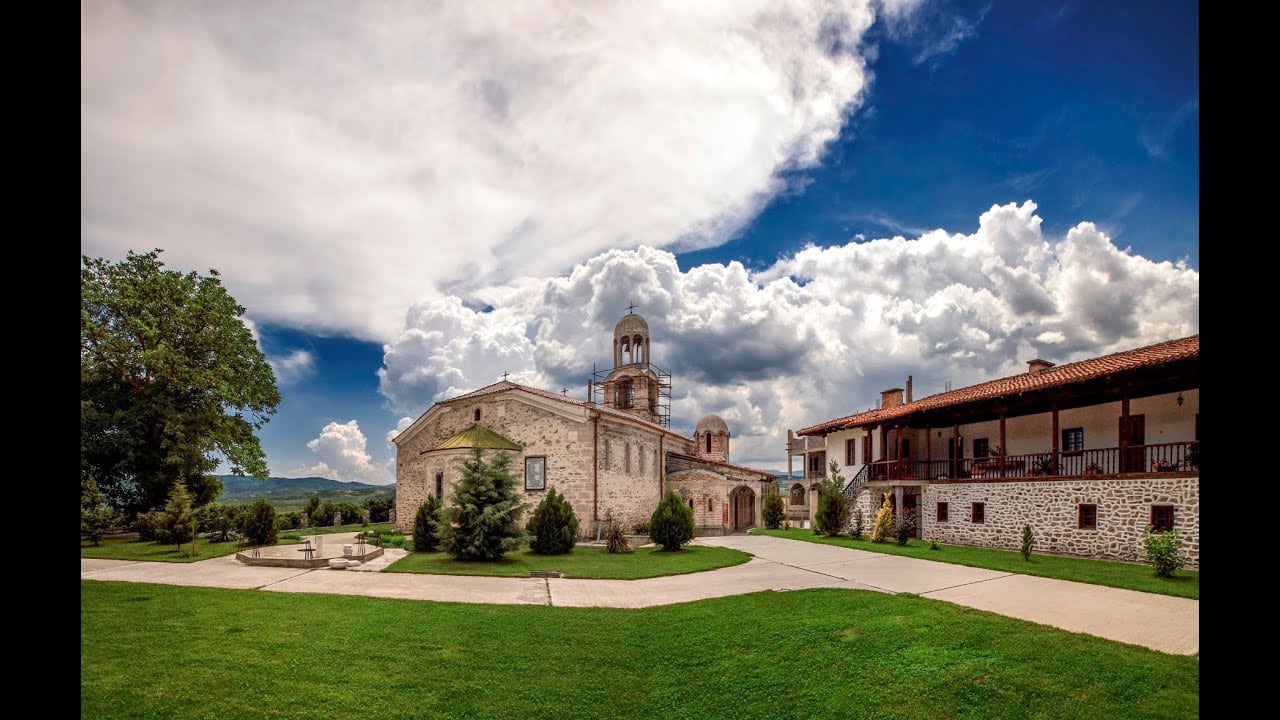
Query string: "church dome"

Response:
xmin=695 ymin=414 xmax=729 ymax=436
xmin=614 ymin=312 xmax=649 ymax=338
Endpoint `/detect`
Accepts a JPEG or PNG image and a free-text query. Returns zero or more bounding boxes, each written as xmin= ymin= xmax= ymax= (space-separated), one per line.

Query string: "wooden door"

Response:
xmin=1120 ymin=414 xmax=1146 ymax=472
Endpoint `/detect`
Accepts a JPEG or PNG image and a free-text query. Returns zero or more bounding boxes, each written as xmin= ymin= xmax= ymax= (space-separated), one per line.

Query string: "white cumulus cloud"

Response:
xmin=268 ymin=349 xmax=315 ymax=385
xmin=82 ymin=0 xmax=888 ymax=343
xmin=291 ymin=420 xmax=389 ymax=484
xmin=378 ymin=201 xmax=1199 ymax=471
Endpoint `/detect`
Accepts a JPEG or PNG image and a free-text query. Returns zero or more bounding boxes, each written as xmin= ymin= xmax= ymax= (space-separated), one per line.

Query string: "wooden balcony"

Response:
xmin=866 ymin=441 xmax=1199 ymax=482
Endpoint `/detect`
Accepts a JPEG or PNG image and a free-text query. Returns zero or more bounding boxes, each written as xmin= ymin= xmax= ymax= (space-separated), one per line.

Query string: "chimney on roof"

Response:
xmin=906 ymin=375 xmax=913 ymax=403
xmin=1027 ymin=359 xmax=1055 ymax=376
xmin=881 ymin=387 xmax=905 ymax=409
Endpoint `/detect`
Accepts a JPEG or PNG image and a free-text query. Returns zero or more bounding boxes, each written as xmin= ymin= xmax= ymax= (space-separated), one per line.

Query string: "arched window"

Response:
xmin=790 ymin=485 xmax=805 ymax=505
xmin=707 ymin=498 xmax=713 ymax=511
xmin=688 ymin=498 xmax=694 ymax=510
xmin=706 ymin=433 xmax=712 ymax=453
xmin=473 ymin=408 xmax=481 ymax=422
xmin=634 ymin=335 xmax=644 ymax=364
xmin=435 ymin=472 xmax=444 ymax=499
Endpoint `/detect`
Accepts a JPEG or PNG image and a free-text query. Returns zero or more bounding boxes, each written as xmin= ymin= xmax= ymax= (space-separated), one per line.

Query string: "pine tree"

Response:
xmin=441 ymin=447 xmax=528 ymax=561
xmin=414 ymin=494 xmax=443 ymax=552
xmin=870 ymin=492 xmax=894 ymax=543
xmin=81 ymin=476 xmax=122 ymax=546
xmin=814 ymin=460 xmax=851 ymax=537
xmin=527 ymin=487 xmax=580 ymax=555
xmin=762 ymin=488 xmax=785 ymax=529
xmin=649 ymin=490 xmax=696 ymax=551
xmin=157 ymin=479 xmax=198 ymax=552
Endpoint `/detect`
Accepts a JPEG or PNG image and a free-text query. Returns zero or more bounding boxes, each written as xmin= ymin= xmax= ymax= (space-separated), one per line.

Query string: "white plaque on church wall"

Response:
xmin=525 ymin=456 xmax=546 ymax=490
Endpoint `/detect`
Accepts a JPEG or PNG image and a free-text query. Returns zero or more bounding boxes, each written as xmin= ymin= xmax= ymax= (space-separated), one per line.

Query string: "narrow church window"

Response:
xmin=624 ymin=442 xmax=631 ymax=473
xmin=707 ymin=498 xmax=713 ymax=512
xmin=638 ymin=447 xmax=645 ymax=474
xmin=688 ymin=498 xmax=694 ymax=510
xmin=435 ymin=472 xmax=443 ymax=499
xmin=603 ymin=438 xmax=610 ymax=468
xmin=474 ymin=408 xmax=481 ymax=422
xmin=525 ymin=456 xmax=546 ymax=491
xmin=706 ymin=433 xmax=712 ymax=453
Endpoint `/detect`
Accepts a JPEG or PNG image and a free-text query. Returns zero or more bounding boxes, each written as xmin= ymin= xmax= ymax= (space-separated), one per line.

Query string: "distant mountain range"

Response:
xmin=216 ymin=475 xmax=395 ymax=511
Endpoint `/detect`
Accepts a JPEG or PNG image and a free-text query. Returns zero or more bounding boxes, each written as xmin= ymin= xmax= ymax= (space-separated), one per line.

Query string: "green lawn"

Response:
xmin=81 ymin=582 xmax=1198 ymax=719
xmin=386 ymin=544 xmax=751 ymax=579
xmin=80 ymin=535 xmax=299 ymax=563
xmin=751 ymin=528 xmax=1199 ymax=599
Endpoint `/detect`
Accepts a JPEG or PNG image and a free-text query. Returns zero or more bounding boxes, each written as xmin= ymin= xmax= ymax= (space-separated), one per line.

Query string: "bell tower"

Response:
xmin=593 ymin=306 xmax=671 ymax=426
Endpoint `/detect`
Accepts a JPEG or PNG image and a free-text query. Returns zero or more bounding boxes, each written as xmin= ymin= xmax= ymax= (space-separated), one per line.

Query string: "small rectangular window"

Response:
xmin=971 ymin=502 xmax=985 ymax=524
xmin=845 ymin=438 xmax=856 ymax=466
xmin=1062 ymin=428 xmax=1084 ymax=453
xmin=973 ymin=438 xmax=990 ymax=458
xmin=1078 ymin=503 xmax=1097 ymax=530
xmin=435 ymin=472 xmax=443 ymax=500
xmin=1151 ymin=505 xmax=1174 ymax=532
xmin=525 ymin=456 xmax=546 ymax=491
xmin=937 ymin=502 xmax=948 ymax=522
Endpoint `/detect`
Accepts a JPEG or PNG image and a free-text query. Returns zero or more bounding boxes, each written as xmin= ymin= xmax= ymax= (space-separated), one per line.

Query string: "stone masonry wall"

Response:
xmin=665 ymin=470 xmax=731 ymax=532
xmin=920 ymin=477 xmax=1199 ymax=567
xmin=596 ymin=418 xmax=671 ymax=533
xmin=396 ymin=396 xmax=595 ymax=536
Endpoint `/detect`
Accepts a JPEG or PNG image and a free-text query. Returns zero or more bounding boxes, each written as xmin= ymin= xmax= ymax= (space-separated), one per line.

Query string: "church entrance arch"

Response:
xmin=729 ymin=485 xmax=756 ymax=531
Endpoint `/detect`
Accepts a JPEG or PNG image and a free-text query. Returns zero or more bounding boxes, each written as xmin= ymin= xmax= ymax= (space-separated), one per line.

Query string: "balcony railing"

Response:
xmin=865 ymin=441 xmax=1199 ymax=482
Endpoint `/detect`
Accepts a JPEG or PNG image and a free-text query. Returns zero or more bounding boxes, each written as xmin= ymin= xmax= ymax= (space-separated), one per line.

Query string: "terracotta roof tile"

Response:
xmin=798 ymin=334 xmax=1198 ymax=436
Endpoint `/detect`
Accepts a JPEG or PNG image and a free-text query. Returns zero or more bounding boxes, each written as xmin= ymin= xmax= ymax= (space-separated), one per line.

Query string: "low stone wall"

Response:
xmin=919 ymin=477 xmax=1199 ymax=568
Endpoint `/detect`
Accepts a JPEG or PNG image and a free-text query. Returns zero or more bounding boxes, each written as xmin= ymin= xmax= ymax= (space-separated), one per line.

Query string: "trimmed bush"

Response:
xmin=893 ymin=510 xmax=916 ymax=546
xmin=1142 ymin=526 xmax=1185 ymax=577
xmin=440 ymin=447 xmax=528 ymax=561
xmin=649 ymin=491 xmax=696 ymax=551
xmin=870 ymin=492 xmax=894 ymax=543
xmin=241 ymin=500 xmax=278 ymax=546
xmin=762 ymin=490 xmax=785 ymax=530
xmin=1021 ymin=524 xmax=1035 ymax=561
xmin=527 ymin=488 xmax=580 ymax=555
xmin=851 ymin=508 xmax=865 ymax=539
xmin=413 ymin=495 xmax=443 ymax=552
xmin=814 ymin=460 xmax=851 ymax=537
xmin=133 ymin=511 xmax=162 ymax=542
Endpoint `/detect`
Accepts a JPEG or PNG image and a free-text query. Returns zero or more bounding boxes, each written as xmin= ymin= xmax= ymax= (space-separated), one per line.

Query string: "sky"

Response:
xmin=82 ymin=0 xmax=1199 ymax=484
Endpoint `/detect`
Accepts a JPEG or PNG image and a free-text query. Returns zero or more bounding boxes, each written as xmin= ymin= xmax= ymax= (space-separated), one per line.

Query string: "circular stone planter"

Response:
xmin=328 ymin=558 xmax=349 ymax=570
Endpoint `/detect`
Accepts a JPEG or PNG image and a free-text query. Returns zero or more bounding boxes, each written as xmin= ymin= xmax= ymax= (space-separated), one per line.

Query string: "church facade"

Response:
xmin=392 ymin=310 xmax=775 ymax=538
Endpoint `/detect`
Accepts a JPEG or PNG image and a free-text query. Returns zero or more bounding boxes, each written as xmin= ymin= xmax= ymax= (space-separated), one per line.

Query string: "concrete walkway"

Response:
xmin=80 ymin=534 xmax=1198 ymax=655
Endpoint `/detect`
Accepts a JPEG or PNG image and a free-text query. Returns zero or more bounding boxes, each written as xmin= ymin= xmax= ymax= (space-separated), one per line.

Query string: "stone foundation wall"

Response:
xmin=920 ymin=477 xmax=1199 ymax=567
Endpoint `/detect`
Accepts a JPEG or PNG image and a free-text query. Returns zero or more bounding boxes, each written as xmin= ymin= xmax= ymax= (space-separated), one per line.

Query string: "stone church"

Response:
xmin=392 ymin=309 xmax=775 ymax=538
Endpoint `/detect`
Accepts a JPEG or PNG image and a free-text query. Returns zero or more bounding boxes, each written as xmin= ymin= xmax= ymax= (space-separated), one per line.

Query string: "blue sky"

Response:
xmin=83 ymin=1 xmax=1199 ymax=483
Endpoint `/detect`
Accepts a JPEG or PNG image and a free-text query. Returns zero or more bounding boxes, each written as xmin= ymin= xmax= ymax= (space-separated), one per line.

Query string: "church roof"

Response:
xmin=695 ymin=414 xmax=729 ymax=435
xmin=614 ymin=312 xmax=649 ymax=336
xmin=666 ymin=451 xmax=774 ymax=480
xmin=432 ymin=423 xmax=523 ymax=451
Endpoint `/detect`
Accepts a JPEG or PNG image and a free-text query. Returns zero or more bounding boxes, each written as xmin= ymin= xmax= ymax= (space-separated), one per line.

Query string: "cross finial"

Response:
xmin=626 ymin=301 xmax=637 ymax=314
xmin=562 ymin=387 xmax=568 ymax=395
xmin=502 ymin=371 xmax=509 ymax=381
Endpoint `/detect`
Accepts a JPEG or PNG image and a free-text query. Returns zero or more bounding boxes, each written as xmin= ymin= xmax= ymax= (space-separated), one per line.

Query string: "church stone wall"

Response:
xmin=396 ymin=396 xmax=595 ymax=536
xmin=596 ymin=419 xmax=670 ymax=533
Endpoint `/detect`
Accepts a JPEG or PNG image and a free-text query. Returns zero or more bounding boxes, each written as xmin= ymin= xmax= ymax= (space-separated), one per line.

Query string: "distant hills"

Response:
xmin=216 ymin=475 xmax=395 ymax=512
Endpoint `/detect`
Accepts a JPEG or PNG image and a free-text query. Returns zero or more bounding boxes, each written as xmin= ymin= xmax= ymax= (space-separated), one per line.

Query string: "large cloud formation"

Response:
xmin=379 ymin=201 xmax=1199 ymax=470
xmin=290 ymin=420 xmax=386 ymax=484
xmin=82 ymin=0 xmax=879 ymax=342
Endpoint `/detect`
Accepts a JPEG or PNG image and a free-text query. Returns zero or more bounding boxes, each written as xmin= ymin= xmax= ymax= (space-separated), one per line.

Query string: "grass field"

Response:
xmin=81 ymin=582 xmax=1198 ymax=719
xmin=751 ymin=528 xmax=1199 ymax=599
xmin=79 ymin=535 xmax=300 ymax=563
xmin=385 ymin=544 xmax=751 ymax=579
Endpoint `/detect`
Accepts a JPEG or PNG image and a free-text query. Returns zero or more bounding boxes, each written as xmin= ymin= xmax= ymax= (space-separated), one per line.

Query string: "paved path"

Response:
xmin=81 ymin=535 xmax=1198 ymax=655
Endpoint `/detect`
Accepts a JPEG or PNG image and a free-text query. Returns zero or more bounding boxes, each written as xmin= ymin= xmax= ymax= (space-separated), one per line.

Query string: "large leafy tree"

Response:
xmin=441 ymin=448 xmax=528 ymax=560
xmin=81 ymin=249 xmax=280 ymax=515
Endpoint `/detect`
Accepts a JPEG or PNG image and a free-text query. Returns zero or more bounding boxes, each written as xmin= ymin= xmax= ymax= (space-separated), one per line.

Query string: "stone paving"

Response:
xmin=80 ymin=534 xmax=1198 ymax=655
